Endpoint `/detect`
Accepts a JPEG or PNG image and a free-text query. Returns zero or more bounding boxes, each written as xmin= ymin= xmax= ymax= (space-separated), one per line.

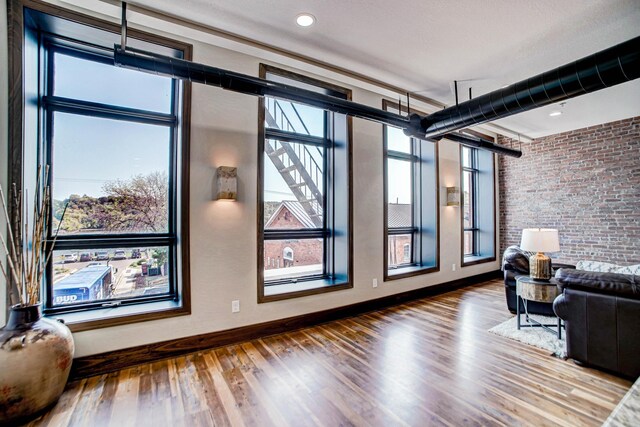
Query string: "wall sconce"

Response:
xmin=446 ymin=186 xmax=460 ymax=207
xmin=216 ymin=166 xmax=237 ymax=201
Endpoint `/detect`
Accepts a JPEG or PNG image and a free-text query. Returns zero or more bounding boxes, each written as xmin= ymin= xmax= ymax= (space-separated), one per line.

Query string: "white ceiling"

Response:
xmin=132 ymin=0 xmax=640 ymax=138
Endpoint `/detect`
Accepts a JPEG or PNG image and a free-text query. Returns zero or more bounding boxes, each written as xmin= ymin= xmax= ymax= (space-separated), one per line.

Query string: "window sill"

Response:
xmin=385 ymin=264 xmax=439 ymax=281
xmin=260 ymin=277 xmax=352 ymax=303
xmin=47 ymin=300 xmax=190 ymax=332
xmin=462 ymin=255 xmax=496 ymax=267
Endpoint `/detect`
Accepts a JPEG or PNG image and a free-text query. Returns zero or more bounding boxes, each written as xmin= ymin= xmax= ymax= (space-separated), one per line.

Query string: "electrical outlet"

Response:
xmin=452 ymin=264 xmax=456 ymax=271
xmin=231 ymin=300 xmax=240 ymax=313
xmin=372 ymin=278 xmax=378 ymax=288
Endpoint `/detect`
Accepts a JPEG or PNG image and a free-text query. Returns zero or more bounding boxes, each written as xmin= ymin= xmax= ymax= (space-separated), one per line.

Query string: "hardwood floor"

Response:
xmin=27 ymin=279 xmax=632 ymax=426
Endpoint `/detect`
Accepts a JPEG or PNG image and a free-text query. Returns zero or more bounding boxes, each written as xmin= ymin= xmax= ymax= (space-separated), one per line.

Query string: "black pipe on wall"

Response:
xmin=445 ymin=132 xmax=523 ymax=158
xmin=115 ymin=46 xmax=412 ymax=129
xmin=421 ymin=36 xmax=640 ymax=138
xmin=114 ymin=46 xmax=522 ymax=157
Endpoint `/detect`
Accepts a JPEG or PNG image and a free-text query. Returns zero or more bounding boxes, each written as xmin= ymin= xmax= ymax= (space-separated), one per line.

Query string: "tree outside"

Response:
xmin=54 ymin=171 xmax=168 ymax=234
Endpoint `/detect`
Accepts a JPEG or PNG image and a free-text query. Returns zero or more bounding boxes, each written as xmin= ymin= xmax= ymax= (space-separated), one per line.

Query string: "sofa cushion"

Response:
xmin=555 ymin=268 xmax=640 ymax=300
xmin=502 ymin=246 xmax=534 ymax=273
xmin=576 ymin=260 xmax=640 ymax=276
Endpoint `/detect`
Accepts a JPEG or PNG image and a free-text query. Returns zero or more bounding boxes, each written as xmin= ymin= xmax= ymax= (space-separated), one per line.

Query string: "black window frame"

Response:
xmin=42 ymin=40 xmax=180 ymax=315
xmin=262 ymin=106 xmax=329 ymax=286
xmin=383 ymin=100 xmax=439 ymax=281
xmin=385 ymin=136 xmax=418 ymax=268
xmin=257 ymin=64 xmax=353 ymax=302
xmin=460 ymin=142 xmax=497 ymax=267
xmin=11 ymin=3 xmax=193 ymax=329
xmin=462 ymin=146 xmax=479 ymax=256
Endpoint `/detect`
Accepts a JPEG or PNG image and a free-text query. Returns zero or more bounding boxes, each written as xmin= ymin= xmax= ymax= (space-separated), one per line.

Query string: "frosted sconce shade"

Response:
xmin=446 ymin=186 xmax=460 ymax=206
xmin=216 ymin=166 xmax=237 ymax=200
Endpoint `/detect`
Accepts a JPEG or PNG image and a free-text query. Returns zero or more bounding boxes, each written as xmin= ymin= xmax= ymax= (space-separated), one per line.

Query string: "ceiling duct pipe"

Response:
xmin=445 ymin=132 xmax=522 ymax=158
xmin=113 ymin=46 xmax=522 ymax=157
xmin=419 ymin=36 xmax=640 ymax=139
xmin=114 ymin=46 xmax=412 ymax=130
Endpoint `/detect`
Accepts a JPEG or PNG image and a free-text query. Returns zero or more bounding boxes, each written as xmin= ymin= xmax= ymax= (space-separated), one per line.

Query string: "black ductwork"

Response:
xmin=115 ymin=46 xmax=412 ymax=129
xmin=114 ymin=46 xmax=522 ymax=157
xmin=114 ymin=35 xmax=640 ymax=158
xmin=445 ymin=132 xmax=523 ymax=158
xmin=421 ymin=36 xmax=640 ymax=138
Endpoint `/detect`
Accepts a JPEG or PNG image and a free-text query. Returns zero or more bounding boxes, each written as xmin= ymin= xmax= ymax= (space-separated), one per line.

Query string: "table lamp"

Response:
xmin=520 ymin=228 xmax=560 ymax=280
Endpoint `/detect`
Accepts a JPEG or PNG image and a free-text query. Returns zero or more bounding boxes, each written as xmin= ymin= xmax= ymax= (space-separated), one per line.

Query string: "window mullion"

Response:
xmin=51 ymin=235 xmax=176 ymax=249
xmin=44 ymin=96 xmax=177 ymax=126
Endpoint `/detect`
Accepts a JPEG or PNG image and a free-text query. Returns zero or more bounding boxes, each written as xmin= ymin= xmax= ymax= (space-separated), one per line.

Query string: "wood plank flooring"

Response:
xmin=27 ymin=279 xmax=632 ymax=426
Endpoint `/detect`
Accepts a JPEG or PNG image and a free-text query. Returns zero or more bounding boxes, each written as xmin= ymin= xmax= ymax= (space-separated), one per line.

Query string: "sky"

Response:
xmin=264 ymin=100 xmax=325 ymax=202
xmin=386 ymin=126 xmax=412 ymax=204
xmin=52 ymin=52 xmax=172 ymax=200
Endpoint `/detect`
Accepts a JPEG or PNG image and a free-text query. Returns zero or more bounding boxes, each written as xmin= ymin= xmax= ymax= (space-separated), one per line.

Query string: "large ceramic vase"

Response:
xmin=0 ymin=304 xmax=74 ymax=424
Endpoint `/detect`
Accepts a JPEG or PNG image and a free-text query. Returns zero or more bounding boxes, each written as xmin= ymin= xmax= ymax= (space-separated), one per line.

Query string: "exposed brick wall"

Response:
xmin=498 ymin=117 xmax=640 ymax=265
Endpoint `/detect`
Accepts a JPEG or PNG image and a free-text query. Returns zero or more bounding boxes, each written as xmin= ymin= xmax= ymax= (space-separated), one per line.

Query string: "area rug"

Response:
xmin=603 ymin=376 xmax=640 ymax=426
xmin=489 ymin=315 xmax=566 ymax=358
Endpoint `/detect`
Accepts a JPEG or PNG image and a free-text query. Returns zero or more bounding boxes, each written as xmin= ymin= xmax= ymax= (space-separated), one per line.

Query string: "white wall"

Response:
xmin=2 ymin=2 xmax=501 ymax=356
xmin=0 ymin=0 xmax=9 ymax=327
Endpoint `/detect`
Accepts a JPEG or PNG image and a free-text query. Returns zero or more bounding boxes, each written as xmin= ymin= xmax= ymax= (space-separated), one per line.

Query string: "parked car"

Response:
xmin=95 ymin=251 xmax=110 ymax=261
xmin=87 ymin=262 xmax=106 ymax=267
xmin=79 ymin=252 xmax=93 ymax=262
xmin=63 ymin=253 xmax=78 ymax=263
xmin=112 ymin=250 xmax=127 ymax=260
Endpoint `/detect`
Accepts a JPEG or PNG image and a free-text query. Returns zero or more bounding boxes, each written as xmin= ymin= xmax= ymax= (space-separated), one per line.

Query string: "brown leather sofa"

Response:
xmin=553 ymin=268 xmax=640 ymax=379
xmin=503 ymin=246 xmax=574 ymax=316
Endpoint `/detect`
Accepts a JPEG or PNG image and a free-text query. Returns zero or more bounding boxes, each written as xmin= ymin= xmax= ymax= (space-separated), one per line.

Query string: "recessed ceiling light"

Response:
xmin=549 ymin=111 xmax=562 ymax=117
xmin=296 ymin=13 xmax=316 ymax=27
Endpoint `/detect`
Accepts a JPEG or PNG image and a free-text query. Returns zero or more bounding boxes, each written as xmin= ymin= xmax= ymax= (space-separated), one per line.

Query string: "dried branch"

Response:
xmin=0 ymin=184 xmax=18 ymax=263
xmin=0 ymin=165 xmax=55 ymax=306
xmin=43 ymin=200 xmax=68 ymax=267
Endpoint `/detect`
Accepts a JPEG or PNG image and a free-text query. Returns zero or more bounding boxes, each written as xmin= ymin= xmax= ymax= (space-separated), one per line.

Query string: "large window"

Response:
xmin=462 ymin=146 xmax=479 ymax=256
xmin=258 ymin=65 xmax=352 ymax=301
xmin=19 ymin=7 xmax=191 ymax=327
xmin=383 ymin=101 xmax=439 ymax=280
xmin=461 ymin=145 xmax=496 ymax=266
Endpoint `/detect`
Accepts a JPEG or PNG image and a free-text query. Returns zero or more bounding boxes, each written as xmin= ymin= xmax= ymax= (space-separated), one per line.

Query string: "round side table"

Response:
xmin=516 ymin=276 xmax=563 ymax=339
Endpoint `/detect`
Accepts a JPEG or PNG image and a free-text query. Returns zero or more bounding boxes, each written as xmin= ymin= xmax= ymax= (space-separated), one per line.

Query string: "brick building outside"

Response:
xmin=387 ymin=203 xmax=412 ymax=267
xmin=264 ymin=201 xmax=323 ymax=274
xmin=265 ymin=201 xmax=414 ymax=276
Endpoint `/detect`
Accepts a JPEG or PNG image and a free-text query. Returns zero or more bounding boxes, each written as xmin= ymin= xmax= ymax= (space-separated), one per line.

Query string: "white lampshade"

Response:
xmin=520 ymin=228 xmax=560 ymax=253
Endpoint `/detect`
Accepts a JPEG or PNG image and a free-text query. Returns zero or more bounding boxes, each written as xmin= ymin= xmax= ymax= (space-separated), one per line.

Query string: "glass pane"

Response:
xmin=462 ymin=146 xmax=472 ymax=168
xmin=51 ymin=246 xmax=170 ymax=306
xmin=387 ymin=158 xmax=412 ymax=204
xmin=387 ymin=203 xmax=412 ymax=229
xmin=264 ymin=139 xmax=324 ymax=228
xmin=53 ymin=51 xmax=173 ymax=113
xmin=264 ymin=98 xmax=325 ymax=137
xmin=52 ymin=112 xmax=170 ymax=235
xmin=264 ymin=238 xmax=324 ymax=281
xmin=387 ymin=126 xmax=411 ymax=154
xmin=388 ymin=234 xmax=412 ymax=267
xmin=462 ymin=170 xmax=473 ymax=228
xmin=464 ymin=231 xmax=474 ymax=256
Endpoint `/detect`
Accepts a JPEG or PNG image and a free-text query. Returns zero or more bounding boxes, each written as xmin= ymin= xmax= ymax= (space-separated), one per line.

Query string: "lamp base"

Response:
xmin=529 ymin=252 xmax=552 ymax=280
